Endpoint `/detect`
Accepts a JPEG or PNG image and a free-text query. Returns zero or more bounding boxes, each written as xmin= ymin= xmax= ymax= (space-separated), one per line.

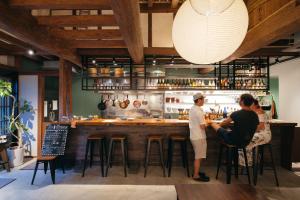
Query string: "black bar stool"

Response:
xmin=0 ymin=145 xmax=10 ymax=172
xmin=253 ymin=143 xmax=279 ymax=186
xmin=216 ymin=141 xmax=251 ymax=184
xmin=105 ymin=135 xmax=129 ymax=177
xmin=167 ymin=135 xmax=190 ymax=177
xmin=82 ymin=134 xmax=107 ymax=177
xmin=144 ymin=135 xmax=166 ymax=177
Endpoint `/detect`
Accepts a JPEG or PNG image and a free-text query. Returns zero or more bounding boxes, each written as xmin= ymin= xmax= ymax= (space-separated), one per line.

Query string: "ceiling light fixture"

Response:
xmin=172 ymin=0 xmax=248 ymax=64
xmin=189 ymin=0 xmax=235 ymax=16
xmin=27 ymin=49 xmax=35 ymax=56
xmin=92 ymin=59 xmax=96 ymax=64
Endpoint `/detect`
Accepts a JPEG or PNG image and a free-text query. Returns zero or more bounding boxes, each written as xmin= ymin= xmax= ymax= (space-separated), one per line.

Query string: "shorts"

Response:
xmin=217 ymin=127 xmax=234 ymax=145
xmin=190 ymin=139 xmax=207 ymax=159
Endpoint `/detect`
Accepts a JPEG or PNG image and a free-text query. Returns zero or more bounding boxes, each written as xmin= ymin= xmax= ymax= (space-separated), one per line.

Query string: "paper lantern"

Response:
xmin=172 ymin=0 xmax=248 ymax=64
xmin=189 ymin=0 xmax=235 ymax=16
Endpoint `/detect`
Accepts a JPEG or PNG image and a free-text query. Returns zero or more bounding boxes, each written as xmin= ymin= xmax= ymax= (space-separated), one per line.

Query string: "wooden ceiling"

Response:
xmin=0 ymin=0 xmax=299 ymax=67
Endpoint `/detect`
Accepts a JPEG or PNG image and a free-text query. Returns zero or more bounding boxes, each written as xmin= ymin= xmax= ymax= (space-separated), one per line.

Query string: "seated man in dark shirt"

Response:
xmin=209 ymin=94 xmax=259 ymax=147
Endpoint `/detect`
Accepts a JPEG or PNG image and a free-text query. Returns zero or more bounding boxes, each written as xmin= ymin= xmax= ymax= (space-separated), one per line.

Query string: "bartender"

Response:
xmin=189 ymin=93 xmax=209 ymax=182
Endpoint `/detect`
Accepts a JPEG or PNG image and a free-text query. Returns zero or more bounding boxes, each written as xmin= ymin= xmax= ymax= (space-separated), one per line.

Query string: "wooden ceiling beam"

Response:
xmin=77 ymin=48 xmax=129 ymax=56
xmin=36 ymin=15 xmax=117 ymax=27
xmin=70 ymin=40 xmax=126 ymax=48
xmin=109 ymin=0 xmax=144 ymax=63
xmin=144 ymin=47 xmax=179 ymax=56
xmin=148 ymin=0 xmax=153 ymax=8
xmin=223 ymin=0 xmax=300 ymax=63
xmin=171 ymin=0 xmax=180 ymax=9
xmin=0 ymin=1 xmax=81 ymax=66
xmin=140 ymin=3 xmax=178 ymax=13
xmin=49 ymin=29 xmax=122 ymax=40
xmin=10 ymin=0 xmax=111 ymax=10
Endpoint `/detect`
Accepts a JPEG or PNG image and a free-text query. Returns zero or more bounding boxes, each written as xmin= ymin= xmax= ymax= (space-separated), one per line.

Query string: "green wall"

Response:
xmin=270 ymin=77 xmax=279 ymax=114
xmin=72 ymin=76 xmax=101 ymax=116
xmin=21 ymin=57 xmax=42 ymax=72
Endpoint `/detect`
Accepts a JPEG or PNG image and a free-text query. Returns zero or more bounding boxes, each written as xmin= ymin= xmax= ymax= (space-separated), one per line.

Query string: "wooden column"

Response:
xmin=59 ymin=59 xmax=72 ymax=121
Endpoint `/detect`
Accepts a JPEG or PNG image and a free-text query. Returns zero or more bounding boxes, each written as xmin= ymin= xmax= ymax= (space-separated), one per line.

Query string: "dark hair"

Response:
xmin=240 ymin=93 xmax=255 ymax=107
xmin=253 ymin=99 xmax=260 ymax=108
xmin=194 ymin=97 xmax=203 ymax=104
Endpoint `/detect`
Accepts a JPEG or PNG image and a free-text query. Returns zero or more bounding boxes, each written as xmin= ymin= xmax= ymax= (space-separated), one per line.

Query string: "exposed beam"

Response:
xmin=59 ymin=59 xmax=72 ymax=121
xmin=77 ymin=48 xmax=129 ymax=56
xmin=0 ymin=1 xmax=81 ymax=66
xmin=223 ymin=1 xmax=300 ymax=63
xmin=171 ymin=0 xmax=180 ymax=8
xmin=36 ymin=15 xmax=117 ymax=27
xmin=144 ymin=47 xmax=179 ymax=56
xmin=140 ymin=3 xmax=178 ymax=13
xmin=71 ymin=40 xmax=126 ymax=48
xmin=10 ymin=0 xmax=111 ymax=10
xmin=110 ymin=0 xmax=144 ymax=63
xmin=246 ymin=48 xmax=300 ymax=57
xmin=148 ymin=0 xmax=153 ymax=7
xmin=49 ymin=29 xmax=122 ymax=40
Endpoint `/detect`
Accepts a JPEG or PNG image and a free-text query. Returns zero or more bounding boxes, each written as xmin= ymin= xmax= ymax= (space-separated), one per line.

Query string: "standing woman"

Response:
xmin=239 ymin=99 xmax=272 ymax=166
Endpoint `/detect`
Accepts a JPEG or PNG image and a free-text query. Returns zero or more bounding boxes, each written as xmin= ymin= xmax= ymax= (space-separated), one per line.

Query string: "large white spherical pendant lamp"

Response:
xmin=189 ymin=0 xmax=235 ymax=16
xmin=172 ymin=0 xmax=248 ymax=64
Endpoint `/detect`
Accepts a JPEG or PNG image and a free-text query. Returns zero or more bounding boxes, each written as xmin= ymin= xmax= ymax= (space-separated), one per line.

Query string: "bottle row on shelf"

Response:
xmin=234 ymin=65 xmax=268 ymax=77
xmin=146 ymin=78 xmax=217 ymax=89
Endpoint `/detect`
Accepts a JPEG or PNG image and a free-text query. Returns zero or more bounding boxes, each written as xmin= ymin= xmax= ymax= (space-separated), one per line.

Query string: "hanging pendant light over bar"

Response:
xmin=172 ymin=0 xmax=248 ymax=64
xmin=189 ymin=0 xmax=235 ymax=16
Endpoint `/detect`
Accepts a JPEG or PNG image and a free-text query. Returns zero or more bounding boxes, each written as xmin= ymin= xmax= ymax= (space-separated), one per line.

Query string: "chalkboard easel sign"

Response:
xmin=42 ymin=124 xmax=69 ymax=156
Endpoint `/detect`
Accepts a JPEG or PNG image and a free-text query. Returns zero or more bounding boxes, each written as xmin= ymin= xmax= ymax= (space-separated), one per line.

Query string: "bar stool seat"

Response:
xmin=167 ymin=135 xmax=190 ymax=177
xmin=105 ymin=135 xmax=129 ymax=177
xmin=82 ymin=134 xmax=107 ymax=177
xmin=144 ymin=135 xmax=166 ymax=177
xmin=216 ymin=141 xmax=251 ymax=184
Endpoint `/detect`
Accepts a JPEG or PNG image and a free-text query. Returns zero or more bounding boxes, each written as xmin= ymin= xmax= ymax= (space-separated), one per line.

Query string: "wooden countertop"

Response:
xmin=43 ymin=118 xmax=297 ymax=128
xmin=71 ymin=118 xmax=189 ymax=127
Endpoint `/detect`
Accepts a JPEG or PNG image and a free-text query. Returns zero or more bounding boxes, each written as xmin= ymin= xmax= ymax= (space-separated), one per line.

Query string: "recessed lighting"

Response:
xmin=27 ymin=49 xmax=35 ymax=56
xmin=92 ymin=60 xmax=96 ymax=64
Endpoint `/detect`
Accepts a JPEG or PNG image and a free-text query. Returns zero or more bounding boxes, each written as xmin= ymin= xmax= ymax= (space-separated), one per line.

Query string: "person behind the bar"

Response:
xmin=239 ymin=99 xmax=271 ymax=166
xmin=208 ymin=93 xmax=259 ymax=148
xmin=189 ymin=93 xmax=210 ymax=182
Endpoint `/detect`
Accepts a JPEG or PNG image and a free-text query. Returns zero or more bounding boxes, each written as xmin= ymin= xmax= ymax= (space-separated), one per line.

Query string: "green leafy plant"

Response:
xmin=0 ymin=79 xmax=34 ymax=148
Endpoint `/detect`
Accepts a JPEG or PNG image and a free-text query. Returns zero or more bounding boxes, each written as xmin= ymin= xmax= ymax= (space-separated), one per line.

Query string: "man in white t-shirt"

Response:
xmin=189 ymin=93 xmax=209 ymax=182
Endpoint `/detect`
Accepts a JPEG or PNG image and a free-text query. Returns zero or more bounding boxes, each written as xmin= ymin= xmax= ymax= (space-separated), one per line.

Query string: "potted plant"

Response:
xmin=0 ymin=79 xmax=34 ymax=167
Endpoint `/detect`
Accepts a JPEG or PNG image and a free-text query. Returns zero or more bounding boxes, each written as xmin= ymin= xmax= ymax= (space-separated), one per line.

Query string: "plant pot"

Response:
xmin=7 ymin=145 xmax=25 ymax=168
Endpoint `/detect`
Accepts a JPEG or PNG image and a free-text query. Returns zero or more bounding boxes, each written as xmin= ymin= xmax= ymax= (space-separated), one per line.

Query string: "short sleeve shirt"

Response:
xmin=189 ymin=105 xmax=206 ymax=140
xmin=230 ymin=110 xmax=259 ymax=146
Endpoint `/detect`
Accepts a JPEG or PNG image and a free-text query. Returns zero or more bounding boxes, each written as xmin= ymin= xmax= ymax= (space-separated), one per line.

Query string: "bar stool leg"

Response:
xmin=216 ymin=144 xmax=223 ymax=179
xmin=99 ymin=140 xmax=104 ymax=177
xmin=180 ymin=142 xmax=186 ymax=168
xmin=259 ymin=145 xmax=265 ymax=175
xmin=226 ymin=147 xmax=233 ymax=184
xmin=125 ymin=139 xmax=130 ymax=168
xmin=253 ymin=147 xmax=258 ymax=185
xmin=110 ymin=142 xmax=115 ymax=168
xmin=60 ymin=156 xmax=65 ymax=174
xmin=31 ymin=161 xmax=40 ymax=185
xmin=183 ymin=140 xmax=190 ymax=177
xmin=268 ymin=144 xmax=279 ymax=187
xmin=166 ymin=139 xmax=171 ymax=169
xmin=105 ymin=140 xmax=114 ymax=177
xmin=89 ymin=141 xmax=94 ymax=168
xmin=159 ymin=140 xmax=166 ymax=177
xmin=49 ymin=159 xmax=56 ymax=184
xmin=233 ymin=148 xmax=239 ymax=179
xmin=168 ymin=140 xmax=174 ymax=177
xmin=44 ymin=161 xmax=48 ymax=174
xmin=144 ymin=140 xmax=152 ymax=177
xmin=82 ymin=140 xmax=90 ymax=177
xmin=121 ymin=140 xmax=127 ymax=177
xmin=243 ymin=148 xmax=251 ymax=185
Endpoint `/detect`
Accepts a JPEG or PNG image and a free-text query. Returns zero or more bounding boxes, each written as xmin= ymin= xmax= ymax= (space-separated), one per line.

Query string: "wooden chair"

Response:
xmin=31 ymin=155 xmax=65 ymax=185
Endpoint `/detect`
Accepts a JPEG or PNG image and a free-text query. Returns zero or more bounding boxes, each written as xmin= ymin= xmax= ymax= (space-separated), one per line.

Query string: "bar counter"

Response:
xmin=45 ymin=119 xmax=297 ymax=170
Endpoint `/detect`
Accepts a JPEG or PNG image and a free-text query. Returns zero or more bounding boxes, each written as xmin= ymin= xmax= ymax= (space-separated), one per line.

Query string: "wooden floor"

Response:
xmin=176 ymin=184 xmax=267 ymax=200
